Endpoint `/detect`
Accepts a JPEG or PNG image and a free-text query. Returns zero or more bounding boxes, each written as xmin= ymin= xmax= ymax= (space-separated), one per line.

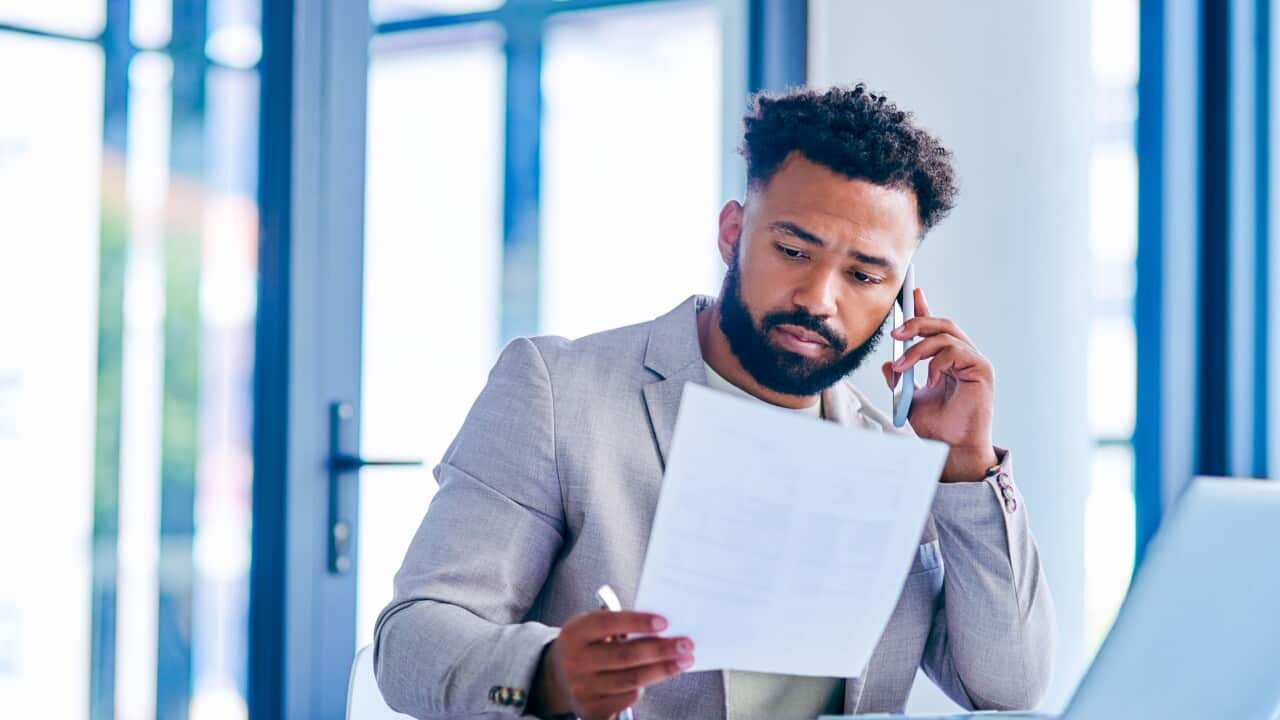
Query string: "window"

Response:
xmin=539 ymin=2 xmax=725 ymax=338
xmin=0 ymin=29 xmax=103 ymax=720
xmin=1083 ymin=0 xmax=1139 ymax=654
xmin=0 ymin=2 xmax=261 ymax=717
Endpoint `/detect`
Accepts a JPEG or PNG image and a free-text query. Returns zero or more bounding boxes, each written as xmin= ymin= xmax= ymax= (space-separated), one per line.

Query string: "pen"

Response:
xmin=595 ymin=584 xmax=637 ymax=720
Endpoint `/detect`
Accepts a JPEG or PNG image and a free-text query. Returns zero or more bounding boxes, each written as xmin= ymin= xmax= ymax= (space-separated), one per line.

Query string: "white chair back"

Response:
xmin=346 ymin=645 xmax=413 ymax=720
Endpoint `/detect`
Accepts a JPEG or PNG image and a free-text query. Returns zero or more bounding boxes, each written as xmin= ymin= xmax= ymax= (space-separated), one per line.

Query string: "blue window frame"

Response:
xmin=1135 ymin=0 xmax=1274 ymax=571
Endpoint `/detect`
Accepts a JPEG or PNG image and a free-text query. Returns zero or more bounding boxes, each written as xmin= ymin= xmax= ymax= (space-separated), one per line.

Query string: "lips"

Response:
xmin=776 ymin=324 xmax=829 ymax=346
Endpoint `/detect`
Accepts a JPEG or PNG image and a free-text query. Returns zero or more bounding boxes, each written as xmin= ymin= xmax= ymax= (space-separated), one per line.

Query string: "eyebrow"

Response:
xmin=768 ymin=221 xmax=894 ymax=269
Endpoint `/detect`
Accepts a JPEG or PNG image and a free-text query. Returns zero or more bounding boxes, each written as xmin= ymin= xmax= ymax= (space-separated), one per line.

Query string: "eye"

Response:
xmin=776 ymin=243 xmax=807 ymax=260
xmin=849 ymin=270 xmax=881 ymax=285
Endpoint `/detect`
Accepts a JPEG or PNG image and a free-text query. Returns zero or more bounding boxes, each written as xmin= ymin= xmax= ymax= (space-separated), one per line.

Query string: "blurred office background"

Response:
xmin=0 ymin=0 xmax=1274 ymax=718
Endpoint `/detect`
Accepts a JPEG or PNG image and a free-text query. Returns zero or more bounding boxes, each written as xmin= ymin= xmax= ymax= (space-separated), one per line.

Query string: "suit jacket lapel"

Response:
xmin=641 ymin=295 xmax=713 ymax=469
xmin=642 ymin=366 xmax=706 ymax=469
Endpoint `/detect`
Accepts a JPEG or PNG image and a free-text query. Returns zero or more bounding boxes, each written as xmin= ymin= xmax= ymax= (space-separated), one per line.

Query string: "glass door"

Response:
xmin=355 ymin=0 xmax=741 ymax=650
xmin=258 ymin=3 xmax=749 ymax=717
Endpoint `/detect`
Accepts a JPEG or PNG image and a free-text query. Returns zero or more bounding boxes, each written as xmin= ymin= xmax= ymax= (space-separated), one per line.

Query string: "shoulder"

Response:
xmin=491 ymin=318 xmax=654 ymax=396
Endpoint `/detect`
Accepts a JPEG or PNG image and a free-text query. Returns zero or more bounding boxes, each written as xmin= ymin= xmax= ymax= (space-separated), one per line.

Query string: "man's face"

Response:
xmin=716 ymin=151 xmax=922 ymax=396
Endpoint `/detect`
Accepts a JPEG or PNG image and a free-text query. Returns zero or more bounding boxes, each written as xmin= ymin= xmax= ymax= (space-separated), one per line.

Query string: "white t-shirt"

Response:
xmin=702 ymin=362 xmax=846 ymax=720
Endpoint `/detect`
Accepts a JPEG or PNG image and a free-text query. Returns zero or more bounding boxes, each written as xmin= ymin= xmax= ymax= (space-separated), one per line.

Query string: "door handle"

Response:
xmin=327 ymin=401 xmax=424 ymax=574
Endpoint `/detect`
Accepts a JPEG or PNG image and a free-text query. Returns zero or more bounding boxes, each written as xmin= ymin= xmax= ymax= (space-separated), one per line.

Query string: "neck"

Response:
xmin=697 ymin=300 xmax=821 ymax=411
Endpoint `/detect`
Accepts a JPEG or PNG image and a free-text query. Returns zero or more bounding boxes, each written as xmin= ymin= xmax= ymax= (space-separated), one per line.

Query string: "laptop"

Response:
xmin=822 ymin=477 xmax=1280 ymax=720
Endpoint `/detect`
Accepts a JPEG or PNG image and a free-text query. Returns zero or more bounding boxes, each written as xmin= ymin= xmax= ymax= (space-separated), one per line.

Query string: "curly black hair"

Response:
xmin=741 ymin=83 xmax=958 ymax=234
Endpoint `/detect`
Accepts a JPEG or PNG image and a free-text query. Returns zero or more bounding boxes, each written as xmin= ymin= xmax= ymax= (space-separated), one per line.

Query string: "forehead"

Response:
xmin=749 ymin=153 xmax=921 ymax=265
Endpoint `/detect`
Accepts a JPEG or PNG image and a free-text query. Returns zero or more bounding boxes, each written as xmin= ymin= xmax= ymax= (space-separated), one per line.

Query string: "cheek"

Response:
xmin=737 ymin=253 xmax=791 ymax=306
xmin=838 ymin=299 xmax=892 ymax=342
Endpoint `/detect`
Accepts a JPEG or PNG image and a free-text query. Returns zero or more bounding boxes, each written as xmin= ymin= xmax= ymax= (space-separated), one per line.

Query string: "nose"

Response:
xmin=791 ymin=266 xmax=839 ymax=318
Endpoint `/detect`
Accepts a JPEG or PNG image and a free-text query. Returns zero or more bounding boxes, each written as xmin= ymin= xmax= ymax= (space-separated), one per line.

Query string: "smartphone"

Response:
xmin=891 ymin=264 xmax=916 ymax=428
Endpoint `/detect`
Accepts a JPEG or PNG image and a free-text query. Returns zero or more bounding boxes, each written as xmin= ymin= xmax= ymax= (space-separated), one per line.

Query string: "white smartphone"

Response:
xmin=891 ymin=264 xmax=916 ymax=428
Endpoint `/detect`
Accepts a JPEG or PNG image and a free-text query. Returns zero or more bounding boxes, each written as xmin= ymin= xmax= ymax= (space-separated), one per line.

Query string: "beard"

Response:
xmin=718 ymin=251 xmax=886 ymax=396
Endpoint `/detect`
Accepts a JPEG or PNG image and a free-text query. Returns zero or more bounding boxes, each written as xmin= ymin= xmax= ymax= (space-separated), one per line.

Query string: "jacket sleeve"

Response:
xmin=919 ymin=449 xmax=1056 ymax=711
xmin=373 ymin=337 xmax=566 ymax=719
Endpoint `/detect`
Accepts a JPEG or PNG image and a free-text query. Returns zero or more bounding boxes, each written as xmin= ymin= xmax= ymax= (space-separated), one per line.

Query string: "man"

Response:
xmin=374 ymin=84 xmax=1054 ymax=720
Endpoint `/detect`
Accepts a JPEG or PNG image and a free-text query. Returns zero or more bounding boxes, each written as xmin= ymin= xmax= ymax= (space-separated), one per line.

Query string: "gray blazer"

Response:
xmin=374 ymin=295 xmax=1054 ymax=719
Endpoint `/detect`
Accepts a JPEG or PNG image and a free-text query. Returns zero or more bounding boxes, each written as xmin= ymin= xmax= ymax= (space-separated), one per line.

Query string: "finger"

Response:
xmin=590 ymin=657 xmax=692 ymax=695
xmin=891 ymin=334 xmax=962 ymax=372
xmin=573 ymin=611 xmax=667 ymax=643
xmin=924 ymin=345 xmax=992 ymax=389
xmin=925 ymin=346 xmax=953 ymax=389
xmin=881 ymin=361 xmax=900 ymax=389
xmin=915 ymin=286 xmax=931 ymax=317
xmin=583 ymin=636 xmax=693 ymax=671
xmin=890 ymin=316 xmax=975 ymax=348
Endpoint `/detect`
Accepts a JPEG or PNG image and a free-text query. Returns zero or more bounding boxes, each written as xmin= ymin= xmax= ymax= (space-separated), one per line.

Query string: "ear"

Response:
xmin=717 ymin=200 xmax=744 ymax=266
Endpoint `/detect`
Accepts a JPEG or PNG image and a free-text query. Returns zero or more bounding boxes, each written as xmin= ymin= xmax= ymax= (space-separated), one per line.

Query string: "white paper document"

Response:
xmin=633 ymin=382 xmax=950 ymax=677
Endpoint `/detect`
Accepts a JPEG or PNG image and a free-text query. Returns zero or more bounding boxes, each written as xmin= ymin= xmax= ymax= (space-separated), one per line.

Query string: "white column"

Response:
xmin=809 ymin=1 xmax=1092 ymax=712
